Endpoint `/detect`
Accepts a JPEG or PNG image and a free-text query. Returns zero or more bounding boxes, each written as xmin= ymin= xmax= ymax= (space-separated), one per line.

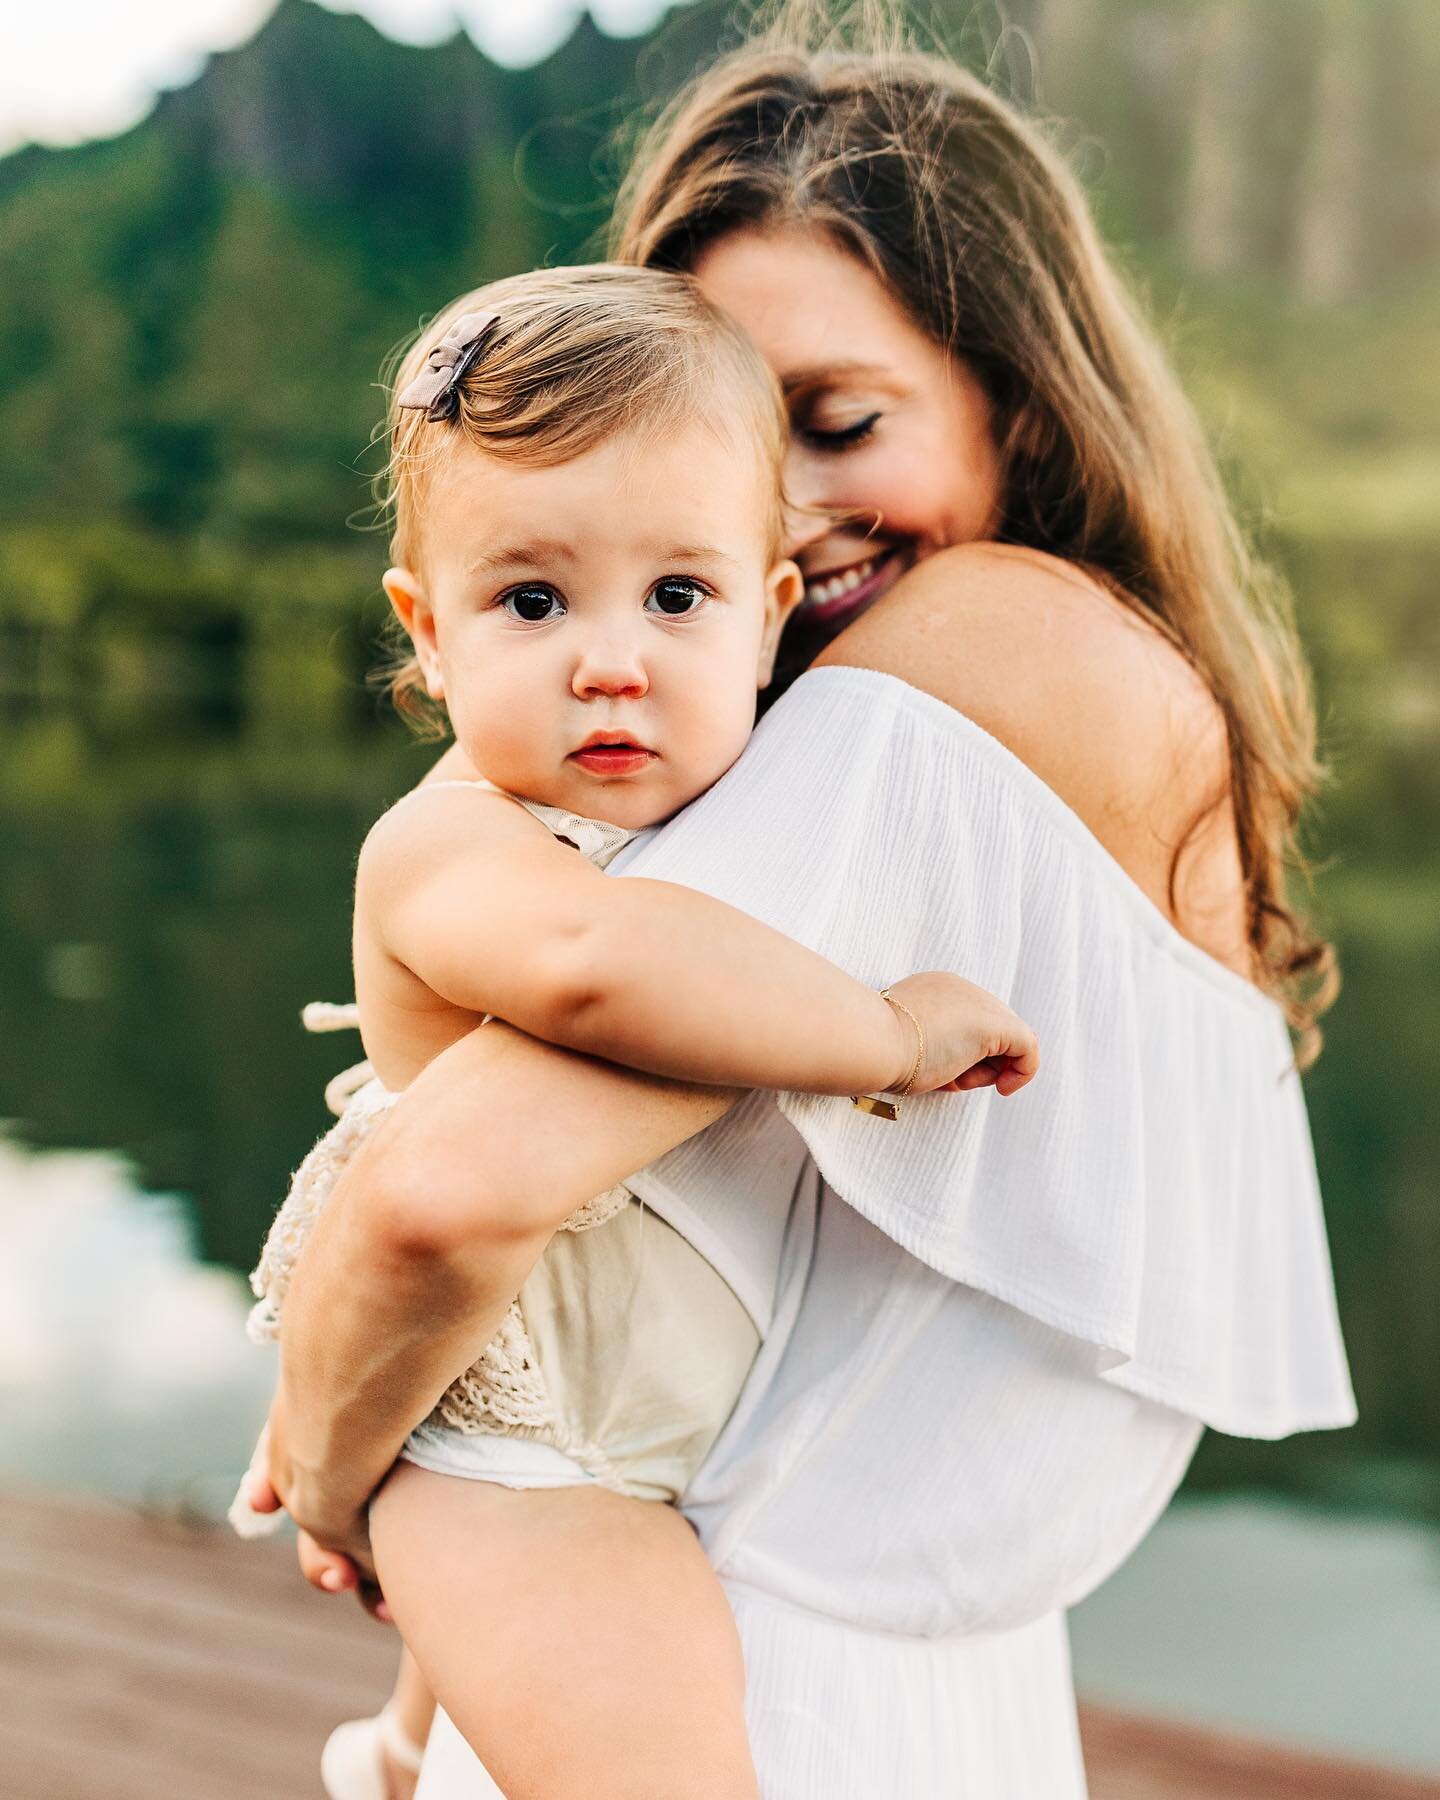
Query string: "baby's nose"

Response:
xmin=572 ymin=636 xmax=649 ymax=700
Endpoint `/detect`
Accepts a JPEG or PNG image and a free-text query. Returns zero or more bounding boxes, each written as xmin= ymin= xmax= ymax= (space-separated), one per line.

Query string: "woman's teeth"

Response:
xmin=803 ymin=556 xmax=878 ymax=608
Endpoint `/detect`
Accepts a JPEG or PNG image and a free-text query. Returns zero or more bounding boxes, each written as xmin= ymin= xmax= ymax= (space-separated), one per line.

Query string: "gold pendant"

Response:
xmin=851 ymin=1093 xmax=899 ymax=1121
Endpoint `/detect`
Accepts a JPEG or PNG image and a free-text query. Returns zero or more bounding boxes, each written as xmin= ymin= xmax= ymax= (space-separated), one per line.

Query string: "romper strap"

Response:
xmin=301 ymin=1001 xmax=361 ymax=1033
xmin=383 ymin=775 xmax=639 ymax=870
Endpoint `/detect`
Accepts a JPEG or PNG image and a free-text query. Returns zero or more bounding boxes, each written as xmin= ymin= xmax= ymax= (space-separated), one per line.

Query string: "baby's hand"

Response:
xmin=884 ymin=972 xmax=1039 ymax=1099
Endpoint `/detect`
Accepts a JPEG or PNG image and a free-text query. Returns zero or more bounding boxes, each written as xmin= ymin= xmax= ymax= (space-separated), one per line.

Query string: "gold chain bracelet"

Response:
xmin=851 ymin=988 xmax=925 ymax=1122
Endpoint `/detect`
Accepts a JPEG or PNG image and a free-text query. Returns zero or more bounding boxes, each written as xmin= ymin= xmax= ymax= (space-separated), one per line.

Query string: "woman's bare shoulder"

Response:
xmin=813 ymin=543 xmax=1242 ymax=944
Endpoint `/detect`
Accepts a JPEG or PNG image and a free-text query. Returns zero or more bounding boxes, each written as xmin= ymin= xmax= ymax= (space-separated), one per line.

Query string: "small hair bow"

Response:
xmin=396 ymin=310 xmax=501 ymax=422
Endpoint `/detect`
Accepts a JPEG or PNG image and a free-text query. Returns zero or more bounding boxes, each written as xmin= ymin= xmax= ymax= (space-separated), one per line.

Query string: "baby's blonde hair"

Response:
xmin=379 ymin=263 xmax=787 ymax=730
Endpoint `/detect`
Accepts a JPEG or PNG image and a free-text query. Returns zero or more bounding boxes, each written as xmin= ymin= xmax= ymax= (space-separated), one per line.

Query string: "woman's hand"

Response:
xmin=252 ymin=1395 xmax=393 ymax=1620
xmin=884 ymin=971 xmax=1040 ymax=1098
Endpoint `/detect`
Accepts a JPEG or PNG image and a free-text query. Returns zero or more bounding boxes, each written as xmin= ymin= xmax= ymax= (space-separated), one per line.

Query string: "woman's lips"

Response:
xmin=799 ymin=548 xmax=906 ymax=626
xmin=568 ymin=745 xmax=655 ymax=776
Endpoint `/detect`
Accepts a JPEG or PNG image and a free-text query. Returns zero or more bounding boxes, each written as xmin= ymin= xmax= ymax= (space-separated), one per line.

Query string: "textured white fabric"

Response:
xmin=616 ymin=1085 xmax=805 ymax=1333
xmin=413 ymin=666 xmax=1354 ymax=1795
xmin=612 ymin=665 xmax=1356 ymax=1442
xmin=401 ymin=1426 xmax=596 ymax=1489
xmin=726 ymin=1591 xmax=1087 ymax=1799
xmin=684 ymin=1179 xmax=1205 ymax=1637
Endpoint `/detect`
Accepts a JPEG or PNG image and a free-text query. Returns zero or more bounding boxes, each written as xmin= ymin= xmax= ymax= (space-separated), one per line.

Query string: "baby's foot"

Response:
xmin=321 ymin=1708 xmax=427 ymax=1800
xmin=380 ymin=1742 xmax=422 ymax=1800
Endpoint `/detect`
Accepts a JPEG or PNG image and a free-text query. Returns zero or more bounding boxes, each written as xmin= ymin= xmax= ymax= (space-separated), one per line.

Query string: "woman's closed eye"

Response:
xmin=499 ymin=582 xmax=566 ymax=624
xmin=644 ymin=576 xmax=711 ymax=618
xmin=797 ymin=409 xmax=881 ymax=453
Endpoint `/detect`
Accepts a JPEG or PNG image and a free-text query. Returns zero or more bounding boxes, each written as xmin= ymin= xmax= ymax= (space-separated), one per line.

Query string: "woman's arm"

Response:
xmin=268 ymin=1017 xmax=738 ymax=1570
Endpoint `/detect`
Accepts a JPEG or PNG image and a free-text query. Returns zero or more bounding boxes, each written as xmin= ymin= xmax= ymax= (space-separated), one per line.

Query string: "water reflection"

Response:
xmin=0 ymin=1131 xmax=275 ymax=1511
xmin=1071 ymin=1495 xmax=1440 ymax=1774
xmin=0 ymin=703 xmax=424 ymax=1273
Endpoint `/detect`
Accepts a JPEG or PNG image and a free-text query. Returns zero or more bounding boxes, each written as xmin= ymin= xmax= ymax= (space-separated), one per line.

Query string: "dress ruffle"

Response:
xmin=616 ymin=665 xmax=1355 ymax=1439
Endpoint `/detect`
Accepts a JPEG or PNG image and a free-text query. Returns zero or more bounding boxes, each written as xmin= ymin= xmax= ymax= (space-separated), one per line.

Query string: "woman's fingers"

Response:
xmin=359 ymin=1581 xmax=395 ymax=1625
xmin=246 ymin=1468 xmax=283 ymax=1514
xmin=297 ymin=1529 xmax=393 ymax=1623
xmin=240 ymin=1420 xmax=282 ymax=1514
xmin=298 ymin=1528 xmax=357 ymax=1594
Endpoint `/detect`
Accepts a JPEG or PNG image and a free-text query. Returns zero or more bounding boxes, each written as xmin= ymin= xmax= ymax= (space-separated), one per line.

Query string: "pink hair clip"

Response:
xmin=396 ymin=310 xmax=501 ymax=422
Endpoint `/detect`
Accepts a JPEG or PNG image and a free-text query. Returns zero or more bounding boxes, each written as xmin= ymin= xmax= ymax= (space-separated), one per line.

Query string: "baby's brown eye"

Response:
xmin=502 ymin=584 xmax=565 ymax=623
xmin=646 ymin=578 xmax=707 ymax=617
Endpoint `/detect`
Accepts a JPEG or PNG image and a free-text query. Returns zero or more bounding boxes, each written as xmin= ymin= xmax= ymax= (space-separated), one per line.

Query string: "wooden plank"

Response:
xmin=0 ymin=1606 xmax=389 ymax=1734
xmin=0 ymin=1555 xmax=394 ymax=1690
xmin=4 ymin=1487 xmax=1436 ymax=1800
xmin=0 ymin=1712 xmax=284 ymax=1800
xmin=1080 ymin=1705 xmax=1440 ymax=1800
xmin=0 ymin=1486 xmax=392 ymax=1800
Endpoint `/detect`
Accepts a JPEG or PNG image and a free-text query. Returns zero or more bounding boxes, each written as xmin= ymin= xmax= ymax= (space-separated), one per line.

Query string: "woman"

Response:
xmin=265 ymin=7 xmax=1355 ymax=1794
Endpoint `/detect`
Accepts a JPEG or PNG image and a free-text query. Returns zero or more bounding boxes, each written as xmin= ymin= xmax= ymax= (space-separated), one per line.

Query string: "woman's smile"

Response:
xmin=798 ymin=545 xmax=910 ymax=627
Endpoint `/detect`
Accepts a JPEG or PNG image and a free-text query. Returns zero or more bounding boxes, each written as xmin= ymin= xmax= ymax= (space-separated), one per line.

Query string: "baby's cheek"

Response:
xmin=665 ymin=699 xmax=744 ymax=806
xmin=710 ymin=686 xmax=764 ymax=776
xmin=459 ymin=716 xmax=545 ymax=793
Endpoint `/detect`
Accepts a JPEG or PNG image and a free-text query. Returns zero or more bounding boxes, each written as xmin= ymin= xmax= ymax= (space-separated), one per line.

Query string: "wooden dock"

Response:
xmin=2 ymin=1486 xmax=1435 ymax=1799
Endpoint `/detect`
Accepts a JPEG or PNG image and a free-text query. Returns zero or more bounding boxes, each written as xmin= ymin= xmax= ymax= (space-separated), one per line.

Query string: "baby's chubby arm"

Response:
xmin=360 ymin=786 xmax=1037 ymax=1099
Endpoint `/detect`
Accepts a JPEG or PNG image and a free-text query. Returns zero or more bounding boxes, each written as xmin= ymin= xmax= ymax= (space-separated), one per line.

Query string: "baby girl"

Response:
xmin=237 ymin=264 xmax=1038 ymax=1798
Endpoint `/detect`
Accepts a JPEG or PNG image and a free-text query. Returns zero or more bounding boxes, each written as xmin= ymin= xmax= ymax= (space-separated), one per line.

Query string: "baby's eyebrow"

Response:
xmin=463 ymin=541 xmax=745 ymax=580
xmin=647 ymin=543 xmax=745 ymax=572
xmin=465 ymin=539 xmax=577 ymax=578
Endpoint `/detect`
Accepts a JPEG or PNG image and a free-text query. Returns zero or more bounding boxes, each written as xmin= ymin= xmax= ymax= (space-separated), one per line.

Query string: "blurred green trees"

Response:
xmin=0 ymin=0 xmax=1436 ymax=1500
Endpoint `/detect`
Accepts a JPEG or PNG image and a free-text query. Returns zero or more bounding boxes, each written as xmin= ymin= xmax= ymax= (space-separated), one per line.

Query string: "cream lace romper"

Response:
xmin=244 ymin=780 xmax=759 ymax=1505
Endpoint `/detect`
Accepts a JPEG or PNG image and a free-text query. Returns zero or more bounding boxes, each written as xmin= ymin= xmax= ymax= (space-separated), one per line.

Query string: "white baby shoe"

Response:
xmin=321 ymin=1705 xmax=427 ymax=1800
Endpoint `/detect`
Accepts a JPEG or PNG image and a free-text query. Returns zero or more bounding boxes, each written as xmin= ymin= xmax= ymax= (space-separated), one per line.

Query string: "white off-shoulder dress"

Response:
xmin=416 ymin=667 xmax=1355 ymax=1799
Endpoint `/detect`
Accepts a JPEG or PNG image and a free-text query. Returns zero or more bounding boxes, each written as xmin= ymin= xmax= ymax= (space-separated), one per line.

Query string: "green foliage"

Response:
xmin=0 ymin=0 xmax=1437 ymax=1497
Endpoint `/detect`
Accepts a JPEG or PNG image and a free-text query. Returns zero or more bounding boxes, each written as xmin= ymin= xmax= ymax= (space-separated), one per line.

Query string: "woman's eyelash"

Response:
xmin=799 ymin=411 xmax=881 ymax=451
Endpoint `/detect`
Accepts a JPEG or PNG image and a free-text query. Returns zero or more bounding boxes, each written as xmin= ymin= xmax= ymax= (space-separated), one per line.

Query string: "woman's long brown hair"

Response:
xmin=612 ymin=0 xmax=1336 ymax=1058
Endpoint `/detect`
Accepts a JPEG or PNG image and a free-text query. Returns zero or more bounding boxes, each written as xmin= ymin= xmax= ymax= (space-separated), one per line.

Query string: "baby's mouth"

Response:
xmin=568 ymin=734 xmax=656 ymax=777
xmin=799 ymin=547 xmax=906 ymax=627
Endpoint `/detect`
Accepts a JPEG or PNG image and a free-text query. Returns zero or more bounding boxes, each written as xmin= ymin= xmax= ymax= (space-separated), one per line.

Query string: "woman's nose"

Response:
xmin=571 ymin=634 xmax=649 ymax=701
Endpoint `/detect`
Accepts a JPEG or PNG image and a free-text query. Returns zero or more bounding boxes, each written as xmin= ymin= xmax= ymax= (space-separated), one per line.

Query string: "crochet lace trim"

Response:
xmin=247 ymin=1073 xmax=632 ymax=1487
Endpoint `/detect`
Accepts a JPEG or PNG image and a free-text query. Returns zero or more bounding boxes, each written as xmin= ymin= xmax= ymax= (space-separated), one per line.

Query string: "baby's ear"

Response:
xmin=383 ymin=567 xmax=444 ymax=699
xmin=757 ymin=559 xmax=805 ymax=687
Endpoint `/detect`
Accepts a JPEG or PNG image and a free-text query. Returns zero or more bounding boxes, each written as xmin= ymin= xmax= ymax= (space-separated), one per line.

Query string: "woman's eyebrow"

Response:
xmin=780 ymin=360 xmax=889 ymax=395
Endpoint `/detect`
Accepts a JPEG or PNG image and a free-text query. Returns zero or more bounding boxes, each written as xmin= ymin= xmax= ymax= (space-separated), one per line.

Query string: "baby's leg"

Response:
xmin=389 ymin=1646 xmax=437 ymax=1756
xmin=370 ymin=1461 xmax=757 ymax=1800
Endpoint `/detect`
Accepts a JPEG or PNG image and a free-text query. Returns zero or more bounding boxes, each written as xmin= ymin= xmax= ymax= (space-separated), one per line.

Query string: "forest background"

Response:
xmin=1 ymin=0 xmax=1437 ymax=1512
